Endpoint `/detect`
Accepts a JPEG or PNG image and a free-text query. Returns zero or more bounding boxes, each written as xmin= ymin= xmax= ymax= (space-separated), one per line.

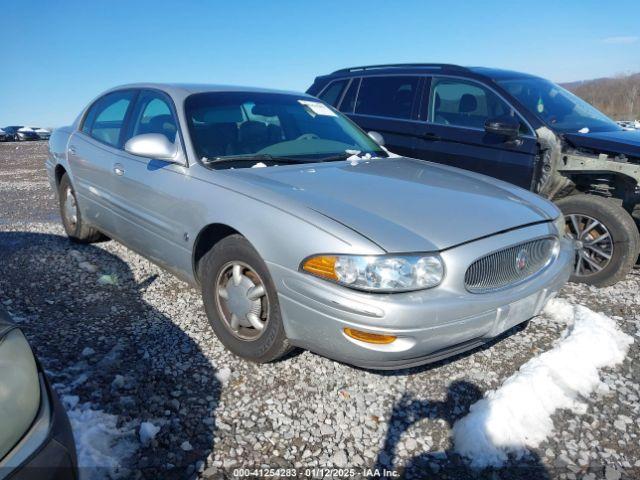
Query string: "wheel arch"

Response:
xmin=192 ymin=223 xmax=243 ymax=284
xmin=54 ymin=164 xmax=67 ymax=187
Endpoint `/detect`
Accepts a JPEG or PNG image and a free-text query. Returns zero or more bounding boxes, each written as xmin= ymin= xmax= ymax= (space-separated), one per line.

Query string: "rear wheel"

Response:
xmin=200 ymin=234 xmax=292 ymax=363
xmin=58 ymin=174 xmax=104 ymax=243
xmin=556 ymin=194 xmax=639 ymax=287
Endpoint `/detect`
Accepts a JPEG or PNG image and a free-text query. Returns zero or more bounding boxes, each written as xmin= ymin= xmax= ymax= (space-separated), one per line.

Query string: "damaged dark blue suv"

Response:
xmin=308 ymin=64 xmax=640 ymax=286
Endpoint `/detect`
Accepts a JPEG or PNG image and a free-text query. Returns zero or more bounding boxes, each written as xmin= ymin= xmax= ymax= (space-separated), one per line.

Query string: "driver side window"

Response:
xmin=428 ymin=78 xmax=517 ymax=130
xmin=125 ymin=91 xmax=178 ymax=144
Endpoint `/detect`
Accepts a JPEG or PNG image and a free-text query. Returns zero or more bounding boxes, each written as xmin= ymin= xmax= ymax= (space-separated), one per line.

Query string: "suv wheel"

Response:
xmin=556 ymin=194 xmax=639 ymax=287
xmin=58 ymin=174 xmax=104 ymax=243
xmin=199 ymin=234 xmax=293 ymax=363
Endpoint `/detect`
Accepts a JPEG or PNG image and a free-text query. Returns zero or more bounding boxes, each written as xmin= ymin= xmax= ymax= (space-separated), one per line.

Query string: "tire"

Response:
xmin=58 ymin=174 xmax=104 ymax=243
xmin=199 ymin=234 xmax=292 ymax=363
xmin=556 ymin=194 xmax=640 ymax=287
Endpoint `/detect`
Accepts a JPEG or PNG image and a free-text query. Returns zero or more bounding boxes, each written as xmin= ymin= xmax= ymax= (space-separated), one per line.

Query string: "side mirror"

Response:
xmin=484 ymin=116 xmax=520 ymax=139
xmin=124 ymin=133 xmax=178 ymax=161
xmin=367 ymin=131 xmax=385 ymax=147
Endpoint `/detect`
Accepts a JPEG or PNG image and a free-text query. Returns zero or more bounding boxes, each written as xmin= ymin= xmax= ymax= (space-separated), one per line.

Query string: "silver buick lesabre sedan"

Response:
xmin=47 ymin=83 xmax=574 ymax=369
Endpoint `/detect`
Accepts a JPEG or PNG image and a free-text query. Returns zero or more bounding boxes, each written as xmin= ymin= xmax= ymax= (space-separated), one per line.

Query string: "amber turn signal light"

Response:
xmin=302 ymin=255 xmax=338 ymax=280
xmin=343 ymin=328 xmax=397 ymax=344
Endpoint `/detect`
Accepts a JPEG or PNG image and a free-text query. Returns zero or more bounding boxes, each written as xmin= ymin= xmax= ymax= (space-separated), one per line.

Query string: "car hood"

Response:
xmin=232 ymin=158 xmax=557 ymax=252
xmin=564 ymin=129 xmax=640 ymax=158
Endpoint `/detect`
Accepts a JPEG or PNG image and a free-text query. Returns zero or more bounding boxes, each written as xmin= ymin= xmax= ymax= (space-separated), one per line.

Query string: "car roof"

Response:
xmin=318 ymin=64 xmax=541 ymax=82
xmin=103 ymin=83 xmax=314 ymax=102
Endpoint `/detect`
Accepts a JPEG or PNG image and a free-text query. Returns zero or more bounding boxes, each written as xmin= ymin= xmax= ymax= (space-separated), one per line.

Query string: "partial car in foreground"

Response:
xmin=3 ymin=126 xmax=39 ymax=141
xmin=47 ymin=83 xmax=573 ymax=369
xmin=0 ymin=306 xmax=77 ymax=479
xmin=308 ymin=64 xmax=640 ymax=286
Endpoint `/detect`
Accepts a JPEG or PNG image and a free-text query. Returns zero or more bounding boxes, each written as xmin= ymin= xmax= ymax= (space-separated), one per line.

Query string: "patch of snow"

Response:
xmin=97 ymin=274 xmax=119 ymax=286
xmin=81 ymin=347 xmax=95 ymax=357
xmin=63 ymin=397 xmax=138 ymax=479
xmin=251 ymin=162 xmax=267 ymax=168
xmin=453 ymin=298 xmax=633 ymax=468
xmin=215 ymin=367 xmax=231 ymax=385
xmin=63 ymin=395 xmax=80 ymax=410
xmin=139 ymin=421 xmax=161 ymax=445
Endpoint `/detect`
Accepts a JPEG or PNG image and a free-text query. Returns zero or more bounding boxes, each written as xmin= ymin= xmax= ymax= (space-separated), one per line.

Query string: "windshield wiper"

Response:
xmin=316 ymin=151 xmax=386 ymax=162
xmin=202 ymin=154 xmax=307 ymax=166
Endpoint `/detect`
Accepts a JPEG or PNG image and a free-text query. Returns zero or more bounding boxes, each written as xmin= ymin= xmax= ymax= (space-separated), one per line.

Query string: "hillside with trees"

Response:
xmin=562 ymin=73 xmax=640 ymax=120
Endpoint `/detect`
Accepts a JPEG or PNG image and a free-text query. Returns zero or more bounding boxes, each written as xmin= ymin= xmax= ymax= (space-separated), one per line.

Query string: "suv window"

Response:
xmin=126 ymin=91 xmax=178 ymax=143
xmin=85 ymin=90 xmax=136 ymax=147
xmin=429 ymin=78 xmax=515 ymax=130
xmin=355 ymin=76 xmax=419 ymax=119
xmin=338 ymin=78 xmax=360 ymax=114
xmin=318 ymin=80 xmax=348 ymax=107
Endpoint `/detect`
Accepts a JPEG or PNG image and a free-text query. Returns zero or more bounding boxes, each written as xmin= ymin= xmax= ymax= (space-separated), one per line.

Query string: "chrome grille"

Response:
xmin=464 ymin=237 xmax=557 ymax=293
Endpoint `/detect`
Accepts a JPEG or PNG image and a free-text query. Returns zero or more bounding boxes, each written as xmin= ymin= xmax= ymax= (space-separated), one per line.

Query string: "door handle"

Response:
xmin=113 ymin=163 xmax=125 ymax=176
xmin=424 ymin=133 xmax=441 ymax=141
xmin=68 ymin=146 xmax=77 ymax=156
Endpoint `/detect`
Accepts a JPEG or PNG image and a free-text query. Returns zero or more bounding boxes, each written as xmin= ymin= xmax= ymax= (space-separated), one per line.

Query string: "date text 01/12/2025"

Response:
xmin=232 ymin=467 xmax=399 ymax=477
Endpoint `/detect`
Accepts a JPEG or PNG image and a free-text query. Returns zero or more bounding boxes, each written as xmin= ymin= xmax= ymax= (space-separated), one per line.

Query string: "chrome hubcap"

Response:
xmin=215 ymin=262 xmax=268 ymax=340
xmin=565 ymin=214 xmax=613 ymax=277
xmin=64 ymin=187 xmax=78 ymax=228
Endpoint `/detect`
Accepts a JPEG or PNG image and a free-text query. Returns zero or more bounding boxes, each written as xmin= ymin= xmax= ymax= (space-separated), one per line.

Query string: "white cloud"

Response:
xmin=602 ymin=35 xmax=638 ymax=45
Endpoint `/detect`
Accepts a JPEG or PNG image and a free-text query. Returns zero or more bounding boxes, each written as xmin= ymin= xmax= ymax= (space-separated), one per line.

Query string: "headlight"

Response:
xmin=301 ymin=254 xmax=444 ymax=292
xmin=554 ymin=215 xmax=567 ymax=237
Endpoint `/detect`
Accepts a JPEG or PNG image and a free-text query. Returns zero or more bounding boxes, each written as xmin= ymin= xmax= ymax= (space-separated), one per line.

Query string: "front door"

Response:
xmin=109 ymin=89 xmax=192 ymax=276
xmin=412 ymin=76 xmax=538 ymax=190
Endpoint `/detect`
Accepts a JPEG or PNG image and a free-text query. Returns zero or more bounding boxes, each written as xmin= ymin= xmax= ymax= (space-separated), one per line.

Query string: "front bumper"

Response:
xmin=272 ymin=222 xmax=574 ymax=369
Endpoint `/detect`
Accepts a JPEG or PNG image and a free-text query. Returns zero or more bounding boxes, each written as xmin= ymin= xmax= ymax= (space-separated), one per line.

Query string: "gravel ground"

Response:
xmin=0 ymin=141 xmax=638 ymax=480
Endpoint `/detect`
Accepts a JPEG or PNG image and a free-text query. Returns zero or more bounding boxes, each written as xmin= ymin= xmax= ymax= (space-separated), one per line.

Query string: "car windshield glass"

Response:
xmin=497 ymin=77 xmax=621 ymax=133
xmin=185 ymin=92 xmax=386 ymax=168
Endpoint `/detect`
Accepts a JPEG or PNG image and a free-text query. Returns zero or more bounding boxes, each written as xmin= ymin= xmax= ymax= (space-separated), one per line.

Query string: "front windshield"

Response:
xmin=497 ymin=77 xmax=621 ymax=134
xmin=185 ymin=92 xmax=386 ymax=167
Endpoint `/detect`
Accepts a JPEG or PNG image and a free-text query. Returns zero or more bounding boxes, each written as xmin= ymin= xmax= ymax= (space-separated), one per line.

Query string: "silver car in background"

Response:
xmin=47 ymin=84 xmax=573 ymax=369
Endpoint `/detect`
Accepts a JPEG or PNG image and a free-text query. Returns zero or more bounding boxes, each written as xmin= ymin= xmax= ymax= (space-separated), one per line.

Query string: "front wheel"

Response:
xmin=200 ymin=234 xmax=293 ymax=363
xmin=556 ymin=194 xmax=639 ymax=287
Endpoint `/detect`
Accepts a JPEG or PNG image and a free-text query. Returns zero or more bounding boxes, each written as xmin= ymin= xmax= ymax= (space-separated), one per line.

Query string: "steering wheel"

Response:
xmin=296 ymin=133 xmax=320 ymax=141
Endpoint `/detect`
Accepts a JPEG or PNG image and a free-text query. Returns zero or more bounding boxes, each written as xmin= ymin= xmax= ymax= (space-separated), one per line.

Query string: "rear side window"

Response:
xmin=125 ymin=91 xmax=178 ymax=143
xmin=84 ymin=91 xmax=136 ymax=147
xmin=318 ymin=80 xmax=348 ymax=107
xmin=355 ymin=76 xmax=419 ymax=119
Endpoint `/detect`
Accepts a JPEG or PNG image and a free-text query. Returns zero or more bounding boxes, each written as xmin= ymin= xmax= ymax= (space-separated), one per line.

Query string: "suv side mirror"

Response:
xmin=124 ymin=133 xmax=178 ymax=161
xmin=368 ymin=131 xmax=385 ymax=146
xmin=484 ymin=116 xmax=520 ymax=139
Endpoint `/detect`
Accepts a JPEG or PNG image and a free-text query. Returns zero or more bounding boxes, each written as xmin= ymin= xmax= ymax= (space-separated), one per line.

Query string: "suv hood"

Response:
xmin=233 ymin=158 xmax=557 ymax=252
xmin=564 ymin=130 xmax=640 ymax=159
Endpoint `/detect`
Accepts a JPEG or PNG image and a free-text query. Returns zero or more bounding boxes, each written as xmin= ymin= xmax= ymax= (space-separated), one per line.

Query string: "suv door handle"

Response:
xmin=113 ymin=163 xmax=125 ymax=176
xmin=68 ymin=146 xmax=77 ymax=156
xmin=424 ymin=133 xmax=441 ymax=141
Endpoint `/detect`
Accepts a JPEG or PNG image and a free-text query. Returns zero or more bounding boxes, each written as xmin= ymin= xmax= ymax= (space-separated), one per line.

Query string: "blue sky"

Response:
xmin=1 ymin=0 xmax=638 ymax=127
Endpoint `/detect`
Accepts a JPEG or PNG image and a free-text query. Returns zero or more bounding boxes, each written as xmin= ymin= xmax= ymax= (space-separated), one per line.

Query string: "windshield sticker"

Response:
xmin=536 ymin=98 xmax=545 ymax=113
xmin=298 ymin=100 xmax=337 ymax=117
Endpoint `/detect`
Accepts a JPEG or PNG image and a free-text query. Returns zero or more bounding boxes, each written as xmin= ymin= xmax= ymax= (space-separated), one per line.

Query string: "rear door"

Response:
xmin=68 ymin=89 xmax=137 ymax=235
xmin=342 ymin=75 xmax=424 ymax=158
xmin=412 ymin=76 xmax=538 ymax=189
